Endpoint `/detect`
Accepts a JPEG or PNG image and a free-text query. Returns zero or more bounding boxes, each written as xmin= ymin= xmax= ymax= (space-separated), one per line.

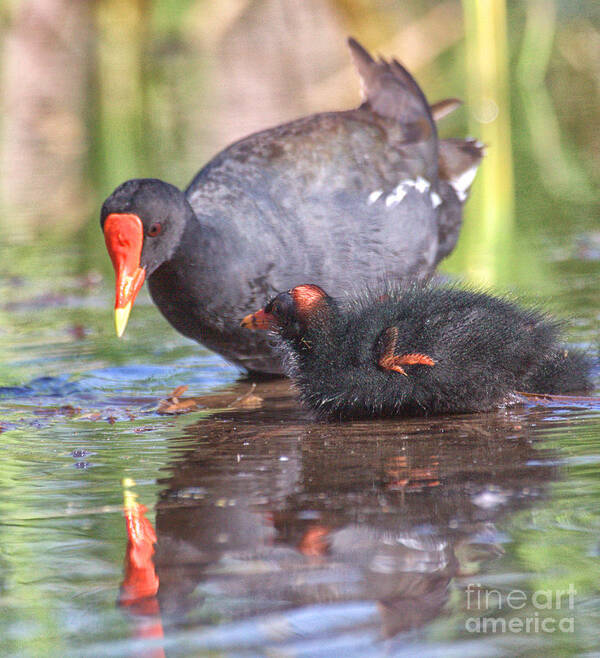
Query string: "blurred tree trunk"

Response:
xmin=94 ymin=0 xmax=149 ymax=193
xmin=191 ymin=0 xmax=348 ymax=151
xmin=0 ymin=0 xmax=93 ymax=237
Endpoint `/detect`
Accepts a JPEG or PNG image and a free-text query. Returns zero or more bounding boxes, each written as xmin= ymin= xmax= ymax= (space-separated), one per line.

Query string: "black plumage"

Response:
xmin=100 ymin=38 xmax=483 ymax=374
xmin=241 ymin=283 xmax=593 ymax=420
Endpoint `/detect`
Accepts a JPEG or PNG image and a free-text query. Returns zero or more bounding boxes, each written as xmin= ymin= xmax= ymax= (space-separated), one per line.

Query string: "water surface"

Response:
xmin=0 ymin=231 xmax=598 ymax=657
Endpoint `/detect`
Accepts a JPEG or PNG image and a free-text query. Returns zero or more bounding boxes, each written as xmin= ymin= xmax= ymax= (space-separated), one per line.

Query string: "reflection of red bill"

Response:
xmin=298 ymin=525 xmax=330 ymax=557
xmin=119 ymin=479 xmax=159 ymax=610
xmin=119 ymin=479 xmax=164 ymax=656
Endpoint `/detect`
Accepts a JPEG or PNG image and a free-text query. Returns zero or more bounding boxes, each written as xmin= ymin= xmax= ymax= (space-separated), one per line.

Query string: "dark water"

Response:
xmin=0 ymin=232 xmax=599 ymax=657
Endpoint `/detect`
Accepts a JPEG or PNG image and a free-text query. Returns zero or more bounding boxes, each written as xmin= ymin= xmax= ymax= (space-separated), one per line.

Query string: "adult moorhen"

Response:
xmin=101 ymin=38 xmax=483 ymax=374
xmin=241 ymin=283 xmax=593 ymax=419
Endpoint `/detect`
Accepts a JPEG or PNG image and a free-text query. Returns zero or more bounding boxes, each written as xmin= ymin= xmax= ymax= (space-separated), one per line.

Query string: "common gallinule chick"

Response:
xmin=241 ymin=283 xmax=593 ymax=419
xmin=101 ymin=38 xmax=483 ymax=374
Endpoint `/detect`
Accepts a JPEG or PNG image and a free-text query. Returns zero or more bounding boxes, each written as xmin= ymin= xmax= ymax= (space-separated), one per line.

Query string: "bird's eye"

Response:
xmin=148 ymin=222 xmax=162 ymax=237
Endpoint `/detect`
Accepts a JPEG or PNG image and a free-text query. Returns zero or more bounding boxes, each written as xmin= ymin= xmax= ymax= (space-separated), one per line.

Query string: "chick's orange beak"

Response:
xmin=103 ymin=213 xmax=146 ymax=337
xmin=240 ymin=308 xmax=276 ymax=330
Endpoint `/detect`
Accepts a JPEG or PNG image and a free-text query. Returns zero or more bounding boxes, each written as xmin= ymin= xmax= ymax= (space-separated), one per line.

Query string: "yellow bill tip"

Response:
xmin=115 ymin=302 xmax=132 ymax=338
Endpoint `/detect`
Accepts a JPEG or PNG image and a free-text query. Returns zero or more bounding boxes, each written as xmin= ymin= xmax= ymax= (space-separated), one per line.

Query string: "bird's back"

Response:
xmin=173 ymin=39 xmax=482 ymax=373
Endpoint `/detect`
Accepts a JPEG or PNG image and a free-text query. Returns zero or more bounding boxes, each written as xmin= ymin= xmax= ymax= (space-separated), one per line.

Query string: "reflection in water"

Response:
xmin=120 ymin=480 xmax=164 ymax=658
xmin=119 ymin=379 xmax=563 ymax=653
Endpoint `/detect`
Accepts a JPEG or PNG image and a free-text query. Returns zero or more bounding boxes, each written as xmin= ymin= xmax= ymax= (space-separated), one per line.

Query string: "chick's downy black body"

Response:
xmin=243 ymin=284 xmax=592 ymax=420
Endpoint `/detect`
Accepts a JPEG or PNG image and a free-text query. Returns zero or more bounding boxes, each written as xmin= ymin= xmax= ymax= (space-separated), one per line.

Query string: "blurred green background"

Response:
xmin=0 ymin=0 xmax=597 ymax=292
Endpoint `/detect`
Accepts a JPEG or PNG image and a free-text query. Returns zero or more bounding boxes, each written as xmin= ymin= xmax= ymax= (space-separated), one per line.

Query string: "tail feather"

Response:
xmin=347 ymin=37 xmax=433 ymax=128
xmin=430 ymin=98 xmax=462 ymax=121
xmin=438 ymin=138 xmax=486 ymax=201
